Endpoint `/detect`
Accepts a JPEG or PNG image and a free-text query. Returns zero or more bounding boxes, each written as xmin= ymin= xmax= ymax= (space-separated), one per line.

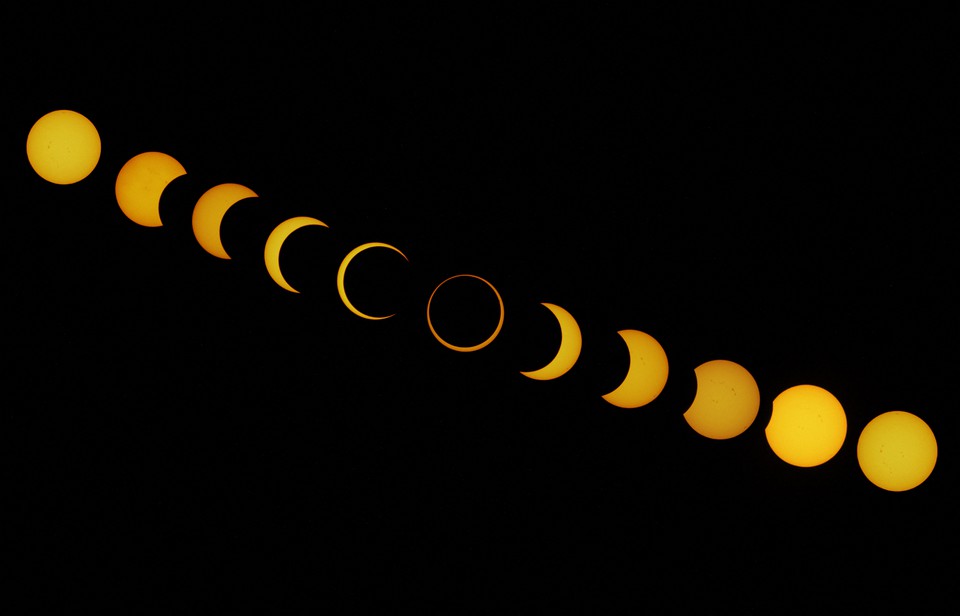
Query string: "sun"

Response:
xmin=20 ymin=109 xmax=944 ymax=495
xmin=601 ymin=329 xmax=668 ymax=409
xmin=857 ymin=411 xmax=937 ymax=492
xmin=426 ymin=274 xmax=505 ymax=352
xmin=683 ymin=359 xmax=760 ymax=440
xmin=26 ymin=109 xmax=101 ymax=185
xmin=765 ymin=384 xmax=847 ymax=467
xmin=115 ymin=152 xmax=187 ymax=227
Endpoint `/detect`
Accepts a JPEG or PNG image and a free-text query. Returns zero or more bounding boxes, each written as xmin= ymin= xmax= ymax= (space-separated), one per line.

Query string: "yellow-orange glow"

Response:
xmin=683 ymin=359 xmax=760 ymax=440
xmin=27 ymin=110 xmax=101 ymax=185
xmin=601 ymin=329 xmax=668 ymax=409
xmin=426 ymin=274 xmax=504 ymax=352
xmin=115 ymin=152 xmax=187 ymax=227
xmin=766 ymin=384 xmax=847 ymax=467
xmin=264 ymin=216 xmax=329 ymax=293
xmin=857 ymin=410 xmax=937 ymax=492
xmin=337 ymin=242 xmax=409 ymax=320
xmin=520 ymin=302 xmax=582 ymax=380
xmin=192 ymin=183 xmax=258 ymax=259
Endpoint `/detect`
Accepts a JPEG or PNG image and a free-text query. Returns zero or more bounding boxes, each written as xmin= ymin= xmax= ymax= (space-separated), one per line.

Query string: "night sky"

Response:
xmin=7 ymin=6 xmax=956 ymax=611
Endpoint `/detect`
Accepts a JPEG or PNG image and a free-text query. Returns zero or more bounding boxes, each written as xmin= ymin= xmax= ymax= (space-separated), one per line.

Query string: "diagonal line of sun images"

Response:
xmin=25 ymin=109 xmax=939 ymax=493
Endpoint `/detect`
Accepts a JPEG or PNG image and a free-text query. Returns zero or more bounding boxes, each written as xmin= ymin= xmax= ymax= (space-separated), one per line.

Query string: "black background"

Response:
xmin=6 ymin=5 xmax=956 ymax=611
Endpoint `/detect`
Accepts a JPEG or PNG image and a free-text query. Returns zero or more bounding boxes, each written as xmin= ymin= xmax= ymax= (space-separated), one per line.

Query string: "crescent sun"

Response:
xmin=264 ymin=216 xmax=329 ymax=293
xmin=192 ymin=183 xmax=258 ymax=259
xmin=601 ymin=329 xmax=669 ymax=409
xmin=426 ymin=274 xmax=505 ymax=352
xmin=337 ymin=242 xmax=409 ymax=320
xmin=520 ymin=302 xmax=582 ymax=380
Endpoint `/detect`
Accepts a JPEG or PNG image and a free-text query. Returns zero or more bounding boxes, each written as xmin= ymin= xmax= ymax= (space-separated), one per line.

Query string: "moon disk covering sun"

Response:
xmin=601 ymin=329 xmax=668 ymax=409
xmin=765 ymin=385 xmax=847 ymax=467
xmin=427 ymin=274 xmax=505 ymax=352
xmin=857 ymin=411 xmax=937 ymax=492
xmin=337 ymin=242 xmax=409 ymax=320
xmin=264 ymin=216 xmax=330 ymax=293
xmin=520 ymin=302 xmax=582 ymax=381
xmin=683 ymin=359 xmax=760 ymax=440
xmin=26 ymin=109 xmax=101 ymax=185
xmin=115 ymin=151 xmax=187 ymax=227
xmin=192 ymin=183 xmax=258 ymax=259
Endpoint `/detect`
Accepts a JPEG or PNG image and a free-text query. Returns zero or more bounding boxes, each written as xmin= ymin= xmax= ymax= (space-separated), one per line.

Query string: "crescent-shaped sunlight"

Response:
xmin=426 ymin=274 xmax=505 ymax=352
xmin=601 ymin=329 xmax=669 ymax=409
xmin=336 ymin=242 xmax=409 ymax=320
xmin=264 ymin=216 xmax=329 ymax=293
xmin=192 ymin=183 xmax=258 ymax=259
xmin=520 ymin=302 xmax=582 ymax=381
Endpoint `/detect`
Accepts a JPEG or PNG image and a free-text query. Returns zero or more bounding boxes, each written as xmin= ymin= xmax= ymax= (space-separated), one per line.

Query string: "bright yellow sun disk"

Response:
xmin=857 ymin=411 xmax=937 ymax=492
xmin=26 ymin=110 xmax=102 ymax=184
xmin=765 ymin=384 xmax=847 ymax=467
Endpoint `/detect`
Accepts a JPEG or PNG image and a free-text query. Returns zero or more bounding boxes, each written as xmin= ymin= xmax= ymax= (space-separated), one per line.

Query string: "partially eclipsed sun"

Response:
xmin=601 ymin=329 xmax=668 ymax=409
xmin=264 ymin=216 xmax=329 ymax=293
xmin=192 ymin=183 xmax=258 ymax=259
xmin=520 ymin=302 xmax=582 ymax=381
xmin=683 ymin=359 xmax=760 ymax=440
xmin=337 ymin=242 xmax=409 ymax=320
xmin=766 ymin=384 xmax=847 ymax=467
xmin=115 ymin=151 xmax=187 ymax=227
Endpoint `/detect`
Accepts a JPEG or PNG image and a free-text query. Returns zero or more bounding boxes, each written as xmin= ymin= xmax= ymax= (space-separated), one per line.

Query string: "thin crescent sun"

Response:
xmin=426 ymin=274 xmax=505 ymax=352
xmin=601 ymin=329 xmax=669 ymax=409
xmin=264 ymin=216 xmax=329 ymax=293
xmin=192 ymin=183 xmax=258 ymax=259
xmin=520 ymin=302 xmax=582 ymax=380
xmin=337 ymin=242 xmax=409 ymax=320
